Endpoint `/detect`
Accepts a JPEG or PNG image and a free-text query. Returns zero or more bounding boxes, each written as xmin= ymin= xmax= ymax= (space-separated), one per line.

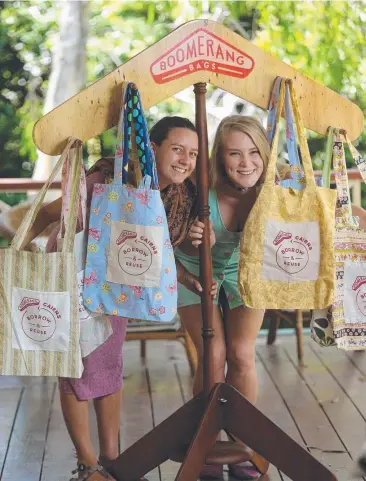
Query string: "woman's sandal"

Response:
xmin=69 ymin=463 xmax=117 ymax=480
xmin=228 ymin=462 xmax=261 ymax=480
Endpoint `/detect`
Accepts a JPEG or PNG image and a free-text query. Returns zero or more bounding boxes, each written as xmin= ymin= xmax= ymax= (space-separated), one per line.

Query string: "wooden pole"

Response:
xmin=194 ymin=82 xmax=215 ymax=398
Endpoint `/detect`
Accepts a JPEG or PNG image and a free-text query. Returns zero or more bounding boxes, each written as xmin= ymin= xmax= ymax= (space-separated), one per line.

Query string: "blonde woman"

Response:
xmin=176 ymin=116 xmax=269 ymax=480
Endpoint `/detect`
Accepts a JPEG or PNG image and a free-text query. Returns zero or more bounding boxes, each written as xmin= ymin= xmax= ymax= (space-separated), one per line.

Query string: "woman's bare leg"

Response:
xmin=59 ymin=390 xmax=98 ymax=466
xmin=178 ymin=304 xmax=226 ymax=396
xmin=94 ymin=389 xmax=122 ymax=460
xmin=225 ymin=306 xmax=264 ymax=403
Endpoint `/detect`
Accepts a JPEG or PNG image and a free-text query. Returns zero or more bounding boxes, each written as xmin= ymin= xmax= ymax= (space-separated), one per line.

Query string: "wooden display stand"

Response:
xmin=33 ymin=19 xmax=363 ymax=481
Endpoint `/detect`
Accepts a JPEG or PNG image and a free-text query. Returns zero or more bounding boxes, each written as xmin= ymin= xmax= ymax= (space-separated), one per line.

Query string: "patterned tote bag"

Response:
xmin=57 ymin=153 xmax=113 ymax=358
xmin=0 ymin=137 xmax=84 ymax=377
xmin=83 ymin=83 xmax=177 ymax=321
xmin=238 ymin=79 xmax=337 ymax=310
xmin=310 ymin=128 xmax=337 ymax=346
xmin=310 ymin=129 xmax=366 ymax=348
xmin=330 ymin=130 xmax=366 ymax=350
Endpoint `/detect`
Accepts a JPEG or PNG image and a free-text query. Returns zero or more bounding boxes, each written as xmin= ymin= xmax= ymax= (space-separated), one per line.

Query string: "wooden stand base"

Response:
xmin=109 ymin=383 xmax=337 ymax=481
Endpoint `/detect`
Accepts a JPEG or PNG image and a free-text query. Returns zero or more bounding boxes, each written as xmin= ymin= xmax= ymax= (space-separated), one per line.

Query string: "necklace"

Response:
xmin=227 ymin=179 xmax=252 ymax=193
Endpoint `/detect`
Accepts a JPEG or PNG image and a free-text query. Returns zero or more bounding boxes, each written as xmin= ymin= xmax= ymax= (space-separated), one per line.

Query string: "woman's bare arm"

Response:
xmin=175 ymin=258 xmax=217 ymax=298
xmin=0 ymin=197 xmax=62 ymax=249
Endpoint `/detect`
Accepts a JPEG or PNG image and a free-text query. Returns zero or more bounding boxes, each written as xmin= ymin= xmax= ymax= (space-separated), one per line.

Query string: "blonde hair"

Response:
xmin=209 ymin=115 xmax=270 ymax=188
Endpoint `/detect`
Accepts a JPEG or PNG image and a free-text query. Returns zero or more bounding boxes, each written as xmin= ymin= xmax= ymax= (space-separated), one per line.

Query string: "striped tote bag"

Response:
xmin=0 ymin=137 xmax=84 ymax=377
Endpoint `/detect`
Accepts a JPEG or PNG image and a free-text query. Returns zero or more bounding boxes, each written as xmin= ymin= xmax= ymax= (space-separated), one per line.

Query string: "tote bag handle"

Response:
xmin=267 ymin=76 xmax=303 ymax=186
xmin=264 ymin=79 xmax=316 ymax=190
xmin=332 ymin=129 xmax=366 ymax=225
xmin=12 ymin=137 xmax=83 ymax=253
xmin=113 ymin=82 xmax=159 ymax=189
xmin=59 ymin=141 xmax=87 ymax=237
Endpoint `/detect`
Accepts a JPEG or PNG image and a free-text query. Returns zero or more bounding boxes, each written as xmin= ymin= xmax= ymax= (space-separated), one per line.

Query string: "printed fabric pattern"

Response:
xmin=83 ymin=83 xmax=177 ymax=321
xmin=239 ymin=79 xmax=336 ymax=309
xmin=0 ymin=138 xmax=83 ymax=377
xmin=331 ymin=131 xmax=366 ymax=350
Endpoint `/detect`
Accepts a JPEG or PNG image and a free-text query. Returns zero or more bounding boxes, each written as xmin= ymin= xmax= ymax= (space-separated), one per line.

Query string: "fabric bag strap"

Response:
xmin=12 ymin=137 xmax=82 ymax=252
xmin=332 ymin=129 xmax=352 ymax=223
xmin=265 ymin=79 xmax=316 ymax=189
xmin=333 ymin=129 xmax=366 ymax=225
xmin=113 ymin=83 xmax=159 ymax=189
xmin=344 ymin=132 xmax=366 ymax=183
xmin=321 ymin=127 xmax=334 ymax=189
xmin=59 ymin=141 xmax=87 ymax=237
xmin=267 ymin=76 xmax=302 ymax=182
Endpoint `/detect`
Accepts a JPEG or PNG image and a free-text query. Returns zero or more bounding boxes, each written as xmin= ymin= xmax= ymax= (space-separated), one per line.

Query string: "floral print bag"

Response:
xmin=83 ymin=83 xmax=177 ymax=322
xmin=311 ymin=129 xmax=366 ymax=349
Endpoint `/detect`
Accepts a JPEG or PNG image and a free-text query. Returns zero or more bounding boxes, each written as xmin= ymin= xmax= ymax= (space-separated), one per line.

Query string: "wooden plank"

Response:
xmin=1 ymin=381 xmax=55 ymax=481
xmin=121 ymin=340 xmax=160 ymax=481
xmin=144 ymin=340 xmax=188 ymax=481
xmin=2 ymin=338 xmax=365 ymax=480
xmin=310 ymin=342 xmax=366 ymax=425
xmin=286 ymin=341 xmax=366 ymax=459
xmin=345 ymin=350 xmax=366 ymax=378
xmin=256 ymin=346 xmax=302 ymax=481
xmin=40 ymin=383 xmax=79 ymax=481
xmin=169 ymin=340 xmax=193 ymax=404
xmin=0 ymin=179 xmax=61 ymax=192
xmin=255 ymin=351 xmax=297 ymax=481
xmin=257 ymin=341 xmax=356 ymax=481
xmin=0 ymin=387 xmax=24 ymax=474
xmin=33 ymin=19 xmax=363 ymax=156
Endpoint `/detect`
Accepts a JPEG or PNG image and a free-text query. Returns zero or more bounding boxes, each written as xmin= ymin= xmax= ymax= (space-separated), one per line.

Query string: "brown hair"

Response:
xmin=209 ymin=115 xmax=270 ymax=188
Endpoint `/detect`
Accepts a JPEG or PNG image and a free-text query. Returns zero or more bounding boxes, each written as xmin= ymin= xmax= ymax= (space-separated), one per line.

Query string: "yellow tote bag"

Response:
xmin=238 ymin=79 xmax=336 ymax=309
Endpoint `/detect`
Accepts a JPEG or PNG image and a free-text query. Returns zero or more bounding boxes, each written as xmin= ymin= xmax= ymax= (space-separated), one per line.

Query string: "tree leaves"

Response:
xmin=0 ymin=0 xmax=365 ymax=198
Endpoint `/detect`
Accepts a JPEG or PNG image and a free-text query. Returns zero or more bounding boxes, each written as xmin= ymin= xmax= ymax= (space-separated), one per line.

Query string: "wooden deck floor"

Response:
xmin=1 ymin=334 xmax=366 ymax=481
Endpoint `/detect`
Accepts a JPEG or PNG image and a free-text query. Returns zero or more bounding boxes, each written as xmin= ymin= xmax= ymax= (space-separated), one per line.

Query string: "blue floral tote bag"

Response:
xmin=83 ymin=83 xmax=177 ymax=321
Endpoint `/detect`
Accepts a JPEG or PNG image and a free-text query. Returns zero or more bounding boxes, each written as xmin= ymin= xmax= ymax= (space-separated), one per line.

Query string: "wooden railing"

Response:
xmin=0 ymin=179 xmax=61 ymax=192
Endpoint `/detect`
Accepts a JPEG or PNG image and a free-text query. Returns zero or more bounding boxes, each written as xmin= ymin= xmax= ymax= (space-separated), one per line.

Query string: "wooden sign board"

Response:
xmin=33 ymin=19 xmax=364 ymax=155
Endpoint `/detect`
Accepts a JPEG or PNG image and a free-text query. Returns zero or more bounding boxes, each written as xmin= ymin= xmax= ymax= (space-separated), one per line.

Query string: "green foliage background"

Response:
xmin=0 ymin=0 xmax=365 ymax=202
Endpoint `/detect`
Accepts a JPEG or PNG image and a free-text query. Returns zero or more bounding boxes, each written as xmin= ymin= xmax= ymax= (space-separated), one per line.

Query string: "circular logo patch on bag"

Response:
xmin=353 ymin=277 xmax=366 ymax=316
xmin=19 ymin=297 xmax=57 ymax=342
xmin=116 ymin=229 xmax=157 ymax=276
xmin=274 ymin=231 xmax=311 ymax=274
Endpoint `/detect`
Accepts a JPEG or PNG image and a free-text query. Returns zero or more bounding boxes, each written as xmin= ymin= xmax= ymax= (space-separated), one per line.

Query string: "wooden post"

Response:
xmin=194 ymin=82 xmax=215 ymax=398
